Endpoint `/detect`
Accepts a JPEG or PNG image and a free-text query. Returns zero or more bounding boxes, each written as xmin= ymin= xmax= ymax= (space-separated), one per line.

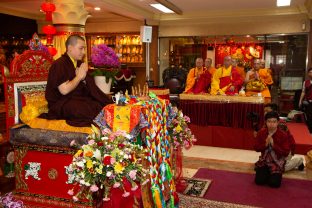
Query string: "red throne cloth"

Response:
xmin=102 ymin=181 xmax=142 ymax=208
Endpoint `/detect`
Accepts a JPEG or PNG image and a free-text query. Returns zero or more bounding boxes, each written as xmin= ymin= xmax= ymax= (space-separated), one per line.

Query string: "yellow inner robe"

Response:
xmin=210 ymin=66 xmax=232 ymax=95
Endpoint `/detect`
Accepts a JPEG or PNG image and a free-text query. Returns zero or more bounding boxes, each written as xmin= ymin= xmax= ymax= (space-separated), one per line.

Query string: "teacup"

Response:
xmin=112 ymin=92 xmax=121 ymax=104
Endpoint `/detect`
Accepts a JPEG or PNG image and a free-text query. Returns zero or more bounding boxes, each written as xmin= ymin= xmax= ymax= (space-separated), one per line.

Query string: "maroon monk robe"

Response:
xmin=254 ymin=128 xmax=290 ymax=173
xmin=43 ymin=53 xmax=112 ymax=127
xmin=191 ymin=70 xmax=212 ymax=94
xmin=219 ymin=68 xmax=244 ymax=95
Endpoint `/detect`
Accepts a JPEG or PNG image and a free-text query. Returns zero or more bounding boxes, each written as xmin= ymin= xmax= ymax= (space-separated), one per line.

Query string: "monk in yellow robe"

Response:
xmin=211 ymin=56 xmax=244 ymax=95
xmin=260 ymin=59 xmax=272 ymax=76
xmin=205 ymin=58 xmax=216 ymax=76
xmin=185 ymin=58 xmax=212 ymax=93
xmin=245 ymin=59 xmax=273 ymax=101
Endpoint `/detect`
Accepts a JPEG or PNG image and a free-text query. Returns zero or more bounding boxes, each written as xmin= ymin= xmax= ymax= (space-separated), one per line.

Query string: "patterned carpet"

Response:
xmin=178 ymin=177 xmax=211 ymax=197
xmin=179 ymin=194 xmax=258 ymax=208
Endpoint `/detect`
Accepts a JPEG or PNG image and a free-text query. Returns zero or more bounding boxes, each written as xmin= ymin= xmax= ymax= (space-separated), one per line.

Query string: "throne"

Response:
xmin=1 ymin=43 xmax=97 ymax=207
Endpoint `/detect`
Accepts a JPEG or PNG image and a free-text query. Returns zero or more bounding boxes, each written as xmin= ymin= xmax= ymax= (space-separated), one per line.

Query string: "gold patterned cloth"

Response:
xmin=180 ymin=93 xmax=264 ymax=103
xmin=19 ymin=91 xmax=91 ymax=134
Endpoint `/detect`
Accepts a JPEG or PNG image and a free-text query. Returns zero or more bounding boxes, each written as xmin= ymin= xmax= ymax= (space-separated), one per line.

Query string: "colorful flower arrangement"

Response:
xmin=90 ymin=44 xmax=120 ymax=81
xmin=0 ymin=192 xmax=23 ymax=208
xmin=168 ymin=107 xmax=197 ymax=149
xmin=67 ymin=125 xmax=148 ymax=202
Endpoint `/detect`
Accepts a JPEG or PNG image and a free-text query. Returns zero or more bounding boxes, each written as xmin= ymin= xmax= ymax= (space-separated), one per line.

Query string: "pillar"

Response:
xmin=52 ymin=0 xmax=89 ymax=59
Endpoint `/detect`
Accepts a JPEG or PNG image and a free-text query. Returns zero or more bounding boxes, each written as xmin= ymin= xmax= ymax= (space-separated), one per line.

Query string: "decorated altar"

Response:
xmin=8 ymin=93 xmax=193 ymax=208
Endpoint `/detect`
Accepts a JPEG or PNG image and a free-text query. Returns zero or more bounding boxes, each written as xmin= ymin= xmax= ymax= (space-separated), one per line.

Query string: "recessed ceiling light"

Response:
xmin=150 ymin=4 xmax=174 ymax=13
xmin=277 ymin=0 xmax=291 ymax=7
xmin=94 ymin=7 xmax=101 ymax=11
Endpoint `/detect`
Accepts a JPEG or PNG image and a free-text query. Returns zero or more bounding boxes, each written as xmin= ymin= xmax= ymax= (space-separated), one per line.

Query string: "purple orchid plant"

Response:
xmin=90 ymin=44 xmax=120 ymax=81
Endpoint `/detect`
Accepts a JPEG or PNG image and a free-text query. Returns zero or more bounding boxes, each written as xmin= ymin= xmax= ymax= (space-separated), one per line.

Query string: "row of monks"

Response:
xmin=184 ymin=56 xmax=273 ymax=99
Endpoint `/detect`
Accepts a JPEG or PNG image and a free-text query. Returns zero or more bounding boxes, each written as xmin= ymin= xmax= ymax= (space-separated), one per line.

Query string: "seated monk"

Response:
xmin=260 ymin=59 xmax=272 ymax=76
xmin=184 ymin=58 xmax=214 ymax=94
xmin=204 ymin=58 xmax=217 ymax=76
xmin=231 ymin=58 xmax=246 ymax=80
xmin=210 ymin=56 xmax=244 ymax=95
xmin=43 ymin=35 xmax=112 ymax=127
xmin=245 ymin=59 xmax=273 ymax=100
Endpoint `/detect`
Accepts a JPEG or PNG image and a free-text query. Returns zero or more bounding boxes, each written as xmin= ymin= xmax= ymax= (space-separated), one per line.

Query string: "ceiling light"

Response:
xmin=150 ymin=4 xmax=174 ymax=13
xmin=94 ymin=7 xmax=101 ymax=11
xmin=277 ymin=0 xmax=291 ymax=7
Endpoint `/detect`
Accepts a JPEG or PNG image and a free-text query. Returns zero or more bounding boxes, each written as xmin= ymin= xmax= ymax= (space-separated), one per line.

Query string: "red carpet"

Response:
xmin=194 ymin=168 xmax=312 ymax=208
xmin=287 ymin=122 xmax=312 ymax=154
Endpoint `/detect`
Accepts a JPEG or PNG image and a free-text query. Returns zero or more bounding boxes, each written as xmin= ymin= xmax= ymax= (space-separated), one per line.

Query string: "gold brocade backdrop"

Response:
xmin=53 ymin=35 xmax=67 ymax=60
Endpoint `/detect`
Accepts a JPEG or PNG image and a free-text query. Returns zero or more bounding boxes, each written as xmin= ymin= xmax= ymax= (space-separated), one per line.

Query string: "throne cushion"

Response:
xmin=14 ymin=82 xmax=91 ymax=134
xmin=10 ymin=125 xmax=88 ymax=148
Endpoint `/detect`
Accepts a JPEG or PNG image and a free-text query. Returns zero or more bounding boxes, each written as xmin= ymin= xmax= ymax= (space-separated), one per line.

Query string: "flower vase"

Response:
xmin=94 ymin=76 xmax=112 ymax=94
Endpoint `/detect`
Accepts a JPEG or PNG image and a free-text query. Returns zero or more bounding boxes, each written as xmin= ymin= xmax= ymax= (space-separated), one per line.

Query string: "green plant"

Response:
xmin=91 ymin=68 xmax=119 ymax=83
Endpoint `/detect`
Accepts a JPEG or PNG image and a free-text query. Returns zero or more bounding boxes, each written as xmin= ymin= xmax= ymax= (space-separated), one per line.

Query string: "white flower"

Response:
xmin=123 ymin=154 xmax=129 ymax=159
xmin=93 ymin=149 xmax=101 ymax=160
xmin=125 ymin=134 xmax=132 ymax=139
xmin=106 ymin=171 xmax=112 ymax=177
xmin=76 ymin=161 xmax=85 ymax=168
xmin=70 ymin=140 xmax=76 ymax=147
xmin=101 ymin=136 xmax=109 ymax=141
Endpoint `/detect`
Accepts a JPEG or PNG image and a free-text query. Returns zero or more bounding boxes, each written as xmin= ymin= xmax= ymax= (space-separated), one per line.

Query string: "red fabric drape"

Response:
xmin=179 ymin=100 xmax=264 ymax=129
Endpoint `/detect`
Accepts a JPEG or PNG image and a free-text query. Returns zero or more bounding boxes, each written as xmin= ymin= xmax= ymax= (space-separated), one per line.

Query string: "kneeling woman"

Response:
xmin=254 ymin=111 xmax=290 ymax=188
